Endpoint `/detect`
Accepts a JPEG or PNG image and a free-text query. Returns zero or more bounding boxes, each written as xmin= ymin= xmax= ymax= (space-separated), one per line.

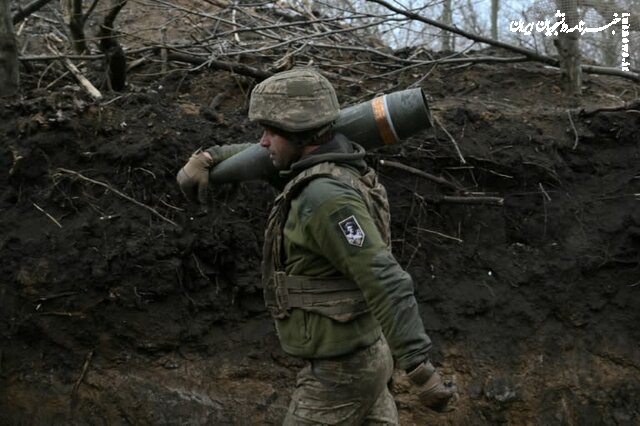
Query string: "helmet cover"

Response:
xmin=249 ymin=68 xmax=340 ymax=133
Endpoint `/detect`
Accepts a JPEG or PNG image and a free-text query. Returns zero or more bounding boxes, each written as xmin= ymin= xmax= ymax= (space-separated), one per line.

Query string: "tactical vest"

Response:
xmin=262 ymin=162 xmax=391 ymax=321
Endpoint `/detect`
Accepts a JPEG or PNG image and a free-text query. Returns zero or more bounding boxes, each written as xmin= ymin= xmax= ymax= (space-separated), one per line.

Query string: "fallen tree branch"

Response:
xmin=19 ymin=53 xmax=106 ymax=61
xmin=379 ymin=159 xmax=462 ymax=192
xmin=60 ymin=57 xmax=102 ymax=100
xmin=47 ymin=44 xmax=102 ymax=100
xmin=581 ymin=64 xmax=640 ymax=82
xmin=55 ymin=168 xmax=179 ymax=228
xmin=12 ymin=0 xmax=54 ymax=24
xmin=577 ymin=99 xmax=640 ymax=116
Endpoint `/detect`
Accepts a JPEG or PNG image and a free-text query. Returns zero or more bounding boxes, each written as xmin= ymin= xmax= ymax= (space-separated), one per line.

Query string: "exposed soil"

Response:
xmin=1 ymin=49 xmax=639 ymax=425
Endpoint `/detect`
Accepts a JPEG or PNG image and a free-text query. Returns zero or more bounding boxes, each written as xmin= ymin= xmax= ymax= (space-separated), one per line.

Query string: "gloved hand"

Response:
xmin=177 ymin=144 xmax=254 ymax=203
xmin=177 ymin=149 xmax=214 ymax=203
xmin=407 ymin=361 xmax=458 ymax=413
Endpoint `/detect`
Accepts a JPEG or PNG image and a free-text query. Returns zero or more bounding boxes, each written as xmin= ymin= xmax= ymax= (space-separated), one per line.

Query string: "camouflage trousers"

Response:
xmin=283 ymin=336 xmax=399 ymax=425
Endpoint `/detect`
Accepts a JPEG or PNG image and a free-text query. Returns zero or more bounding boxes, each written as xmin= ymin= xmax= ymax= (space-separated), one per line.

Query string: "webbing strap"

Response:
xmin=286 ymin=275 xmax=359 ymax=293
xmin=264 ymin=273 xmax=368 ymax=322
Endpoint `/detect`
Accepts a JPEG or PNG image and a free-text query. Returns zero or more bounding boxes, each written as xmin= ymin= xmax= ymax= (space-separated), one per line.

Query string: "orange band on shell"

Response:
xmin=372 ymin=96 xmax=397 ymax=145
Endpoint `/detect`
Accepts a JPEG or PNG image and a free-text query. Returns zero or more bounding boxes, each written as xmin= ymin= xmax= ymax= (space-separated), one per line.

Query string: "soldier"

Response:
xmin=177 ymin=68 xmax=457 ymax=424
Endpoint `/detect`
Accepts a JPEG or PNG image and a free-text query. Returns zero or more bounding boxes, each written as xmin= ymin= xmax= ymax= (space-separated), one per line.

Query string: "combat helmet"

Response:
xmin=249 ymin=68 xmax=339 ymax=133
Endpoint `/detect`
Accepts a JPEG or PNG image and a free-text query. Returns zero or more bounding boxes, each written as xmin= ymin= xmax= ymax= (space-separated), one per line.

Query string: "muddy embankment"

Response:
xmin=1 ymin=64 xmax=639 ymax=425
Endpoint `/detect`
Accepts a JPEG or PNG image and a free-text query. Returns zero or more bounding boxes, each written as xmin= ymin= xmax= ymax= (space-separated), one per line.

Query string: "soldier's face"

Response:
xmin=260 ymin=127 xmax=300 ymax=169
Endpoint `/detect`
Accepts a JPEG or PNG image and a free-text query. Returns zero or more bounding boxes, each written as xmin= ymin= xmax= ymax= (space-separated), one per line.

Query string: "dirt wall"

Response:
xmin=1 ymin=62 xmax=639 ymax=425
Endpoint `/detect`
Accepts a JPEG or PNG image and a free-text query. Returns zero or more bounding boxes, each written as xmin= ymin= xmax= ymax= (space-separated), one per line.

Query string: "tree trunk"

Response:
xmin=602 ymin=25 xmax=619 ymax=67
xmin=98 ymin=0 xmax=127 ymax=91
xmin=61 ymin=0 xmax=88 ymax=54
xmin=441 ymin=0 xmax=453 ymax=51
xmin=555 ymin=0 xmax=581 ymax=96
xmin=0 ymin=0 xmax=19 ymax=96
xmin=491 ymin=0 xmax=499 ymax=40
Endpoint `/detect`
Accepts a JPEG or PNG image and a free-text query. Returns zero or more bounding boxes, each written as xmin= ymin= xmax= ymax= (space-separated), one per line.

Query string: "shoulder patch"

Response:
xmin=339 ymin=215 xmax=366 ymax=247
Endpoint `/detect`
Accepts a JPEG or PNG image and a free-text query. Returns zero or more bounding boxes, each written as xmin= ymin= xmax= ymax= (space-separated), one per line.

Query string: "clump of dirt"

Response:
xmin=1 ymin=56 xmax=639 ymax=425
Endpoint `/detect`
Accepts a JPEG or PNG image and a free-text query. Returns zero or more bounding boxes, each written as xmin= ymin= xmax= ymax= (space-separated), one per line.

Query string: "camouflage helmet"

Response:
xmin=249 ymin=68 xmax=340 ymax=133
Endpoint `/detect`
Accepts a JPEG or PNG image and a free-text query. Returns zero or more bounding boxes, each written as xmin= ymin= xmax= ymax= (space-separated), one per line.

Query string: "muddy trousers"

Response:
xmin=283 ymin=336 xmax=399 ymax=425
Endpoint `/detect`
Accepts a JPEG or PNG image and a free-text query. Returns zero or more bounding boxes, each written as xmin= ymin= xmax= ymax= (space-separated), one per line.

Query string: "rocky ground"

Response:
xmin=1 ymin=29 xmax=639 ymax=425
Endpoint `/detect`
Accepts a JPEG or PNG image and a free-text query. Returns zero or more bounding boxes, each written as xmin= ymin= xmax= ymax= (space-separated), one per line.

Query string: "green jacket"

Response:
xmin=265 ymin=134 xmax=431 ymax=370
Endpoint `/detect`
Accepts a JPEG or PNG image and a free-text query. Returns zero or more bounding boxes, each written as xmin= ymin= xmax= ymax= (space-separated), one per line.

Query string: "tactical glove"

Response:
xmin=177 ymin=144 xmax=254 ymax=203
xmin=177 ymin=150 xmax=214 ymax=204
xmin=407 ymin=361 xmax=458 ymax=413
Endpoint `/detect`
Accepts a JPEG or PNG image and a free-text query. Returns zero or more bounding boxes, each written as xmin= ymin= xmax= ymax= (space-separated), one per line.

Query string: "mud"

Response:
xmin=1 ymin=57 xmax=639 ymax=425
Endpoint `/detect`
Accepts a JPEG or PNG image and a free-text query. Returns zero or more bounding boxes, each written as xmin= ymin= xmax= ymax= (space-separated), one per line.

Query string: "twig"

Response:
xmin=538 ymin=183 xmax=552 ymax=202
xmin=38 ymin=311 xmax=85 ymax=317
xmin=539 ymin=183 xmax=549 ymax=237
xmin=167 ymin=52 xmax=272 ymax=80
xmin=71 ymin=350 xmax=94 ymax=401
xmin=405 ymin=242 xmax=421 ymax=270
xmin=56 ymin=168 xmax=179 ymax=227
xmin=567 ymin=110 xmax=579 ymax=150
xmin=38 ymin=291 xmax=78 ymax=302
xmin=44 ymin=69 xmax=71 ymax=90
xmin=433 ymin=115 xmax=466 ymax=165
xmin=415 ymin=227 xmax=463 ymax=243
xmin=442 ymin=195 xmax=503 ymax=206
xmin=222 ymin=17 xmax=398 ymax=56
xmin=158 ymin=198 xmax=185 ymax=212
xmin=379 ymin=159 xmax=462 ymax=192
xmin=192 ymin=254 xmax=208 ymax=279
xmin=126 ymin=56 xmax=148 ymax=72
xmin=32 ymin=202 xmax=63 ymax=228
xmin=308 ymin=42 xmax=423 ymax=65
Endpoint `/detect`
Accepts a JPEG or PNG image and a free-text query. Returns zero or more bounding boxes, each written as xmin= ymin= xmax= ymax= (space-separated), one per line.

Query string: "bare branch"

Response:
xmin=82 ymin=0 xmax=101 ymax=23
xmin=433 ymin=115 xmax=466 ymax=165
xmin=167 ymin=51 xmax=273 ymax=80
xmin=12 ymin=0 xmax=54 ymax=25
xmin=379 ymin=160 xmax=462 ymax=192
xmin=366 ymin=0 xmax=640 ymax=83
xmin=55 ymin=168 xmax=179 ymax=228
